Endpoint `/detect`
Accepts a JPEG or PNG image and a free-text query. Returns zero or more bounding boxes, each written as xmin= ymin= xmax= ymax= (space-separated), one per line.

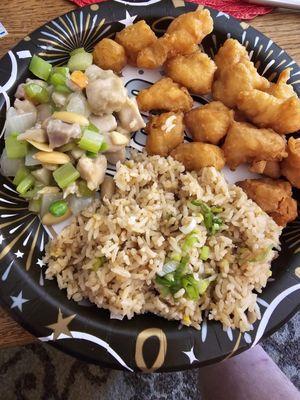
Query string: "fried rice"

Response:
xmin=45 ymin=152 xmax=282 ymax=332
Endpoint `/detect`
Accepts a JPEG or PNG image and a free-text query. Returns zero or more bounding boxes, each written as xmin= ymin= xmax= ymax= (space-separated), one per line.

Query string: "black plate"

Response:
xmin=0 ymin=0 xmax=299 ymax=372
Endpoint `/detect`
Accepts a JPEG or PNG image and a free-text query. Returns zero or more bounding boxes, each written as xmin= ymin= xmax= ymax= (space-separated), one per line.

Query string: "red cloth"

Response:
xmin=69 ymin=0 xmax=273 ymax=20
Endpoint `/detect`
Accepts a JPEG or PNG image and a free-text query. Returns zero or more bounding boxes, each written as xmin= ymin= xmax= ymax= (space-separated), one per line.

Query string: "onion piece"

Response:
xmin=157 ymin=260 xmax=179 ymax=277
xmin=67 ymin=92 xmax=90 ymax=117
xmin=68 ymin=194 xmax=95 ymax=215
xmin=40 ymin=192 xmax=63 ymax=217
xmin=5 ymin=108 xmax=37 ymax=137
xmin=0 ymin=150 xmax=24 ymax=177
xmin=110 ymin=312 xmax=124 ymax=320
xmin=179 ymin=218 xmax=197 ymax=235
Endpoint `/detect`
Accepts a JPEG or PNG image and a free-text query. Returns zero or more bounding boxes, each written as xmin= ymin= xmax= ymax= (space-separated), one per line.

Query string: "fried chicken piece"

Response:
xmin=137 ymin=31 xmax=195 ymax=69
xmin=238 ymin=88 xmax=300 ymax=135
xmin=171 ymin=142 xmax=225 ymax=171
xmin=145 ymin=112 xmax=184 ymax=156
xmin=184 ymin=101 xmax=233 ymax=145
xmin=266 ymin=69 xmax=295 ymax=100
xmin=136 ymin=9 xmax=213 ymax=69
xmin=212 ymin=39 xmax=270 ymax=108
xmin=136 ymin=78 xmax=193 ymax=112
xmin=93 ymin=38 xmax=127 ymax=73
xmin=115 ymin=20 xmax=157 ymax=65
xmin=281 ymin=137 xmax=300 ymax=188
xmin=164 ymin=50 xmax=216 ymax=95
xmin=223 ymin=121 xmax=287 ymax=170
xmin=237 ymin=178 xmax=297 ymax=226
xmin=249 ymin=160 xmax=281 ymax=179
xmin=167 ymin=9 xmax=213 ymax=43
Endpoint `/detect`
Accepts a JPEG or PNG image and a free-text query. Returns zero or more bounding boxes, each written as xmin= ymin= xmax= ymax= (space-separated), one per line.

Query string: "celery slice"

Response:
xmin=70 ymin=48 xmax=86 ymax=56
xmin=50 ymin=72 xmax=66 ymax=86
xmin=16 ymin=175 xmax=35 ymax=195
xmin=67 ymin=52 xmax=93 ymax=72
xmin=13 ymin=166 xmax=30 ymax=186
xmin=53 ymin=163 xmax=80 ymax=189
xmin=78 ymin=129 xmax=103 ymax=153
xmin=24 ymin=83 xmax=49 ymax=104
xmin=29 ymin=55 xmax=52 ymax=81
xmin=5 ymin=134 xmax=28 ymax=159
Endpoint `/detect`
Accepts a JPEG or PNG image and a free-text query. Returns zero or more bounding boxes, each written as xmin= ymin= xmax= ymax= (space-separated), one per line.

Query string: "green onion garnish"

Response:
xmin=199 ymin=246 xmax=210 ymax=261
xmin=93 ymin=256 xmax=106 ymax=271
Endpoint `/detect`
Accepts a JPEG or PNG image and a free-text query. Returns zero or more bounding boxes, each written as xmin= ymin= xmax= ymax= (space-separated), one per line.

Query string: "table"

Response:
xmin=0 ymin=0 xmax=300 ymax=349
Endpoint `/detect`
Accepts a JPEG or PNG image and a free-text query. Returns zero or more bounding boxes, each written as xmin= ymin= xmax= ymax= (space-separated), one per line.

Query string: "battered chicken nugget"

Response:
xmin=171 ymin=142 xmax=225 ymax=171
xmin=115 ymin=20 xmax=156 ymax=65
xmin=145 ymin=112 xmax=184 ymax=156
xmin=137 ymin=31 xmax=196 ymax=69
xmin=93 ymin=38 xmax=127 ymax=73
xmin=212 ymin=39 xmax=270 ymax=108
xmin=136 ymin=78 xmax=193 ymax=112
xmin=164 ymin=51 xmax=216 ymax=95
xmin=137 ymin=9 xmax=213 ymax=69
xmin=281 ymin=137 xmax=300 ymax=188
xmin=237 ymin=178 xmax=297 ymax=226
xmin=223 ymin=121 xmax=287 ymax=170
xmin=184 ymin=101 xmax=233 ymax=144
xmin=167 ymin=9 xmax=213 ymax=43
xmin=238 ymin=89 xmax=300 ymax=135
xmin=249 ymin=160 xmax=281 ymax=179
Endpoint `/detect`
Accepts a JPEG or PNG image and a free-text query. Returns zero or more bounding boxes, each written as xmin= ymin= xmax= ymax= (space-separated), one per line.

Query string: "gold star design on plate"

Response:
xmin=47 ymin=309 xmax=76 ymax=340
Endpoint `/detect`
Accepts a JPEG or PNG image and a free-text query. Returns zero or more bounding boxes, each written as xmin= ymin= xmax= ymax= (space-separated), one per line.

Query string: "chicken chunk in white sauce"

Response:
xmin=77 ymin=154 xmax=107 ymax=191
xmin=85 ymin=65 xmax=127 ymax=115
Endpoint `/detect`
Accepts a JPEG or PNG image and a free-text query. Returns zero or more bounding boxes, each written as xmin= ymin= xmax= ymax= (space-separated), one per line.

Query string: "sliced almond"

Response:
xmin=52 ymin=111 xmax=89 ymax=126
xmin=27 ymin=139 xmax=52 ymax=152
xmin=33 ymin=151 xmax=70 ymax=164
xmin=110 ymin=131 xmax=129 ymax=146
xmin=38 ymin=186 xmax=60 ymax=195
xmin=43 ymin=163 xmax=58 ymax=171
xmin=42 ymin=209 xmax=72 ymax=226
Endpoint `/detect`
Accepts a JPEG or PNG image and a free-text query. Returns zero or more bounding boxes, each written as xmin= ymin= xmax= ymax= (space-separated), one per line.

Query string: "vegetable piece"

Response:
xmin=53 ymin=162 xmax=80 ymax=189
xmin=50 ymin=72 xmax=66 ymax=87
xmin=33 ymin=151 xmax=70 ymax=165
xmin=174 ymin=255 xmax=190 ymax=279
xmin=5 ymin=133 xmax=28 ymax=159
xmin=5 ymin=110 xmax=37 ymax=138
xmin=169 ymin=252 xmax=181 ymax=262
xmin=25 ymin=148 xmax=41 ymax=166
xmin=13 ymin=166 xmax=30 ymax=186
xmin=42 ymin=208 xmax=72 ymax=226
xmin=24 ymin=83 xmax=49 ymax=104
xmin=200 ymin=246 xmax=210 ymax=261
xmin=21 ymin=182 xmax=44 ymax=200
xmin=49 ymin=199 xmax=68 ymax=217
xmin=68 ymin=195 xmax=94 ymax=215
xmin=56 ymin=142 xmax=76 ymax=153
xmin=198 ymin=279 xmax=210 ymax=295
xmin=78 ymin=129 xmax=104 ymax=153
xmin=52 ymin=111 xmax=89 ymax=126
xmin=77 ymin=180 xmax=93 ymax=197
xmin=67 ymin=51 xmax=93 ymax=72
xmin=52 ymin=66 xmax=69 ymax=76
xmin=157 ymin=260 xmax=179 ymax=277
xmin=93 ymin=256 xmax=106 ymax=271
xmin=182 ymin=275 xmax=200 ymax=301
xmin=40 ymin=192 xmax=62 ymax=216
xmin=28 ymin=198 xmax=41 ymax=213
xmin=211 ymin=206 xmax=223 ymax=213
xmin=179 ymin=218 xmax=197 ymax=235
xmin=29 ymin=55 xmax=52 ymax=81
xmin=31 ymin=167 xmax=51 ymax=186
xmin=16 ymin=175 xmax=35 ymax=195
xmin=191 ymin=199 xmax=223 ymax=234
xmin=55 ymin=85 xmax=72 ymax=94
xmin=0 ymin=151 xmax=24 ymax=177
xmin=182 ymin=233 xmax=198 ymax=252
xmin=70 ymin=48 xmax=86 ymax=56
xmin=70 ymin=71 xmax=88 ymax=89
xmin=86 ymin=151 xmax=97 ymax=158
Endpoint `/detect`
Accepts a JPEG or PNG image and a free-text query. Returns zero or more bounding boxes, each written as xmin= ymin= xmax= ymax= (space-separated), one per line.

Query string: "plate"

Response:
xmin=0 ymin=0 xmax=299 ymax=372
